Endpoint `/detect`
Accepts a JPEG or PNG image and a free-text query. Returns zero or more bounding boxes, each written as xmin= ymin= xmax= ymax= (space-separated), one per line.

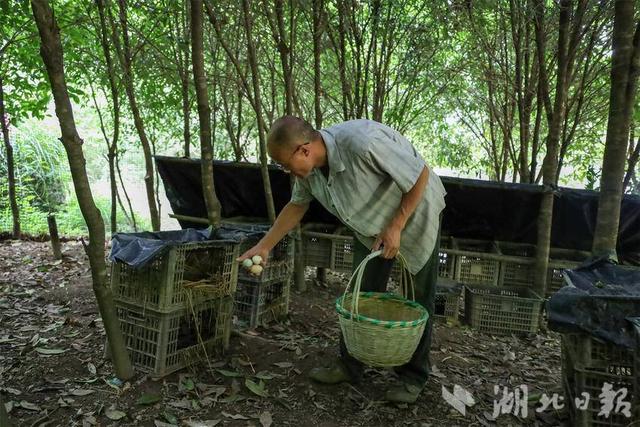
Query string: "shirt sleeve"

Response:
xmin=366 ymin=125 xmax=426 ymax=193
xmin=290 ymin=177 xmax=314 ymax=205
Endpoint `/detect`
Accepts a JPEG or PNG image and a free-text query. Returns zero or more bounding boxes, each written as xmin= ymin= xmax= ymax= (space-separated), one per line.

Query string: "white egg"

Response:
xmin=251 ymin=255 xmax=263 ymax=265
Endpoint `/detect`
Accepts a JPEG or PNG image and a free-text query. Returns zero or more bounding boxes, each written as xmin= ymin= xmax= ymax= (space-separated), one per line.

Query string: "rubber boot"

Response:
xmin=385 ymin=383 xmax=423 ymax=403
xmin=308 ymin=360 xmax=353 ymax=384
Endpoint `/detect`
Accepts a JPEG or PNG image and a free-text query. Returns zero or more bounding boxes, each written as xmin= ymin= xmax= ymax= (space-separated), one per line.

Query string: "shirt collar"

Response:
xmin=319 ymin=129 xmax=346 ymax=174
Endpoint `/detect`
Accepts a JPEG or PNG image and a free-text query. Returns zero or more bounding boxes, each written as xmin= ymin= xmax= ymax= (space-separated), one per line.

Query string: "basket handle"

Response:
xmin=341 ymin=250 xmax=415 ymax=320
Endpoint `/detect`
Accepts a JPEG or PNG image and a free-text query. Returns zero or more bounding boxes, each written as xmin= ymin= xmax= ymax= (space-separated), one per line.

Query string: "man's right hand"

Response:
xmin=237 ymin=244 xmax=270 ymax=266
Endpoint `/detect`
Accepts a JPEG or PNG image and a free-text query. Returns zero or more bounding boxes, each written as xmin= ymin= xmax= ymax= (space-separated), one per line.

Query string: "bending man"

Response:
xmin=239 ymin=116 xmax=446 ymax=403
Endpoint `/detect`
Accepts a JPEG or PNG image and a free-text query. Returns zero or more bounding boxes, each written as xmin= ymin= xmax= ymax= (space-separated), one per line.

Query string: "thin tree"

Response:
xmin=95 ymin=0 xmax=121 ymax=233
xmin=171 ymin=0 xmax=192 ymax=158
xmin=311 ymin=0 xmax=323 ymax=128
xmin=623 ymin=132 xmax=640 ymax=191
xmin=0 ymin=76 xmax=19 ymax=238
xmin=109 ymin=0 xmax=160 ymax=231
xmin=30 ymin=0 xmax=134 ymax=379
xmin=241 ymin=0 xmax=276 ymax=222
xmin=325 ymin=0 xmax=352 ymax=120
xmin=262 ymin=0 xmax=307 ymax=290
xmin=191 ymin=0 xmax=220 ymax=225
xmin=116 ymin=149 xmax=137 ymax=230
xmin=593 ymin=2 xmax=640 ymax=254
xmin=204 ymin=0 xmax=276 ymax=222
xmin=220 ymin=82 xmax=246 ymax=161
xmin=532 ymin=0 xmax=573 ymax=296
xmin=262 ymin=0 xmax=293 ymax=115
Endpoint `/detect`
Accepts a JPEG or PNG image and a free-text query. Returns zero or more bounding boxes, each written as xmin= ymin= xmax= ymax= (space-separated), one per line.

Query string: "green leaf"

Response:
xmin=216 ymin=369 xmax=242 ymax=377
xmin=218 ymin=393 xmax=245 ymax=403
xmin=19 ymin=400 xmax=40 ymax=411
xmin=163 ymin=410 xmax=178 ymax=425
xmin=180 ymin=377 xmax=195 ymax=391
xmin=254 ymin=371 xmax=276 ymax=380
xmin=105 ymin=407 xmax=127 ymax=420
xmin=244 ymin=379 xmax=268 ymax=398
xmin=136 ymin=393 xmax=162 ymax=406
xmin=259 ymin=411 xmax=273 ymax=427
xmin=35 ymin=347 xmax=66 ymax=355
xmin=70 ymin=389 xmax=95 ymax=396
xmin=222 ymin=412 xmax=249 ymax=420
xmin=84 ymin=362 xmax=96 ymax=376
xmin=272 ymin=362 xmax=293 ymax=369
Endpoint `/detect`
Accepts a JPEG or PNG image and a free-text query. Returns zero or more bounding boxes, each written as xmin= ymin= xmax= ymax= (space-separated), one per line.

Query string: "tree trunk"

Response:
xmin=312 ymin=0 xmax=323 ymax=128
xmin=191 ymin=0 xmax=221 ymax=226
xmin=107 ymin=153 xmax=118 ymax=233
xmin=533 ymin=0 xmax=571 ymax=296
xmin=88 ymin=80 xmax=118 ymax=234
xmin=264 ymin=0 xmax=305 ymax=290
xmin=263 ymin=0 xmax=293 ymax=115
xmin=510 ymin=0 xmax=529 ymax=183
xmin=47 ymin=214 xmax=62 ymax=259
xmin=181 ymin=72 xmax=191 ymax=158
xmin=309 ymin=0 xmax=325 ymax=287
xmin=180 ymin=0 xmax=191 ymax=158
xmin=593 ymin=5 xmax=639 ymax=255
xmin=31 ymin=0 xmax=134 ymax=380
xmin=95 ymin=0 xmax=120 ymax=235
xmin=555 ymin=3 xmax=599 ymax=184
xmin=326 ymin=0 xmax=351 ymax=120
xmin=116 ymin=150 xmax=137 ymax=231
xmin=0 ymin=76 xmax=20 ymax=239
xmin=204 ymin=0 xmax=276 ymax=222
xmin=221 ymin=87 xmax=243 ymax=161
xmin=111 ymin=0 xmax=160 ymax=231
xmin=533 ymin=0 xmax=553 ymax=126
xmin=530 ymin=67 xmax=543 ymax=183
xmin=623 ymin=132 xmax=640 ymax=191
xmin=241 ymin=0 xmax=276 ymax=222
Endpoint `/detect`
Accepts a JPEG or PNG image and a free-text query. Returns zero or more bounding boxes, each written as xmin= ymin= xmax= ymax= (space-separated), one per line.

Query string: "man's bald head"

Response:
xmin=267 ymin=115 xmax=318 ymax=157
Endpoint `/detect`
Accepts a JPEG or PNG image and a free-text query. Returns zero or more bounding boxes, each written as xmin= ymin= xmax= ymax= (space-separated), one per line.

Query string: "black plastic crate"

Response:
xmin=496 ymin=241 xmax=535 ymax=287
xmin=111 ymin=297 xmax=233 ymax=377
xmin=434 ymin=279 xmax=462 ymax=321
xmin=452 ymin=239 xmax=501 ymax=286
xmin=546 ymin=248 xmax=590 ymax=298
xmin=111 ymin=239 xmax=238 ymax=313
xmin=464 ymin=284 xmax=543 ymax=335
xmin=562 ymin=333 xmax=637 ymax=426
xmin=233 ymin=278 xmax=291 ymax=329
xmin=302 ymin=224 xmax=334 ymax=269
xmin=438 ymin=237 xmax=456 ymax=279
xmin=231 ymin=223 xmax=294 ymax=283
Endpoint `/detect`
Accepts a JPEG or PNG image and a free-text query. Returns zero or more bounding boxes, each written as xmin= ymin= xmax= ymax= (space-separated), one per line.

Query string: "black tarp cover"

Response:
xmin=155 ymin=156 xmax=640 ymax=259
xmin=109 ymin=226 xmax=268 ymax=269
xmin=547 ymin=259 xmax=640 ymax=348
xmin=110 ymin=228 xmax=214 ymax=268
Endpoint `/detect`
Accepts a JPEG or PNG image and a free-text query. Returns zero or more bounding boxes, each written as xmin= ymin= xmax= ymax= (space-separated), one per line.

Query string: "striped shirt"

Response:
xmin=291 ymin=119 xmax=446 ymax=274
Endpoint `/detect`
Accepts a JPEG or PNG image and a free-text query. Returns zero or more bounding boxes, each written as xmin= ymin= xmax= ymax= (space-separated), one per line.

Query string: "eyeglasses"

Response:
xmin=274 ymin=143 xmax=308 ymax=173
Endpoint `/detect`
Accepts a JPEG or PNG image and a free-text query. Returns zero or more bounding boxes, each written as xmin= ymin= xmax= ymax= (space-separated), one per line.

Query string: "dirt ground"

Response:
xmin=0 ymin=239 xmax=568 ymax=426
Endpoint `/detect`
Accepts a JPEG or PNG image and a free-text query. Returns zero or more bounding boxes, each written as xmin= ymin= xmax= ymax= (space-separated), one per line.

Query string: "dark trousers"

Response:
xmin=339 ymin=228 xmax=441 ymax=388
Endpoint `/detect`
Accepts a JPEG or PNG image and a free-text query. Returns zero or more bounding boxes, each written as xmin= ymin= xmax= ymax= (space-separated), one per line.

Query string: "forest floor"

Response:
xmin=0 ymin=238 xmax=569 ymax=427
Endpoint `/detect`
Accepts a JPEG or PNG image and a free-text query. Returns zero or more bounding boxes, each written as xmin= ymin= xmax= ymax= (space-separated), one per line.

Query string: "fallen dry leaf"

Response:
xmin=259 ymin=411 xmax=273 ymax=427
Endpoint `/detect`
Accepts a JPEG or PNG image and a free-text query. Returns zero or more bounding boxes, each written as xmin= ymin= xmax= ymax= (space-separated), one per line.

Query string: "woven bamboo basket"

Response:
xmin=335 ymin=250 xmax=428 ymax=367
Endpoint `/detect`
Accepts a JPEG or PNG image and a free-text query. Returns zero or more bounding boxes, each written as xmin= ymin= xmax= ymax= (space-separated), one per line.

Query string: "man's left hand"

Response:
xmin=372 ymin=223 xmax=402 ymax=259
